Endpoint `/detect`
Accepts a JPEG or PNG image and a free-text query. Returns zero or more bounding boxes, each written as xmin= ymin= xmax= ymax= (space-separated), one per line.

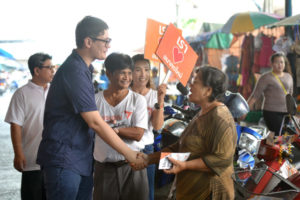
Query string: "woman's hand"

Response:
xmin=157 ymin=84 xmax=167 ymax=105
xmin=163 ymin=157 xmax=186 ymax=174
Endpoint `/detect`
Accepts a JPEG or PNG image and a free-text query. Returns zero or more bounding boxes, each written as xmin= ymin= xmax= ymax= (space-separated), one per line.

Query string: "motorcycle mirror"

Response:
xmin=286 ymin=94 xmax=297 ymax=116
xmin=224 ymin=91 xmax=249 ymax=119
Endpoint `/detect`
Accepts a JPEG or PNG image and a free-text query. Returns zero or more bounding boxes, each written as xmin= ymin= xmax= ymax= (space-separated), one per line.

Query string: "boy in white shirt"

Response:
xmin=93 ymin=52 xmax=149 ymax=200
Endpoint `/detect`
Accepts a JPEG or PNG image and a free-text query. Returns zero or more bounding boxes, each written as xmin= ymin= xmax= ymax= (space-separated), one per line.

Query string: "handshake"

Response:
xmin=130 ymin=152 xmax=149 ymax=170
xmin=129 ymin=151 xmax=185 ymax=175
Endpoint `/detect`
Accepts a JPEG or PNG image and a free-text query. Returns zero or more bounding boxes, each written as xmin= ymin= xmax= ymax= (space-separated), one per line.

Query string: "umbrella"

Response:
xmin=267 ymin=13 xmax=300 ymax=27
xmin=187 ymin=31 xmax=233 ymax=50
xmin=221 ymin=12 xmax=281 ymax=34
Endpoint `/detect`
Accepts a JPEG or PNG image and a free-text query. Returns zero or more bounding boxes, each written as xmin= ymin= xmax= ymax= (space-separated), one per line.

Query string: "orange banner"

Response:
xmin=156 ymin=23 xmax=198 ymax=86
xmin=144 ymin=19 xmax=182 ymax=63
xmin=144 ymin=18 xmax=167 ymax=62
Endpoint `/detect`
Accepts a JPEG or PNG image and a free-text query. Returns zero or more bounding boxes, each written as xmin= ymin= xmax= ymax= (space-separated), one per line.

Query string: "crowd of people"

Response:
xmin=5 ymin=14 xmax=294 ymax=200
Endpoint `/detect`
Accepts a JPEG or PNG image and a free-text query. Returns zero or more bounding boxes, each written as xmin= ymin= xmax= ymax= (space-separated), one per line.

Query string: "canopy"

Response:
xmin=221 ymin=12 xmax=281 ymax=33
xmin=267 ymin=13 xmax=300 ymax=27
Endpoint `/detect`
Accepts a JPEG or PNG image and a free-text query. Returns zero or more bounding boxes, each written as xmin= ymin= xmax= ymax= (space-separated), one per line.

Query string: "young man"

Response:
xmin=36 ymin=16 xmax=143 ymax=200
xmin=93 ymin=53 xmax=149 ymax=200
xmin=5 ymin=53 xmax=54 ymax=200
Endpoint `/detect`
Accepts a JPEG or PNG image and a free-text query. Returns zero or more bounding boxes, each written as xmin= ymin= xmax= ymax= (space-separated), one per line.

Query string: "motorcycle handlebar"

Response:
xmin=171 ymin=105 xmax=196 ymax=120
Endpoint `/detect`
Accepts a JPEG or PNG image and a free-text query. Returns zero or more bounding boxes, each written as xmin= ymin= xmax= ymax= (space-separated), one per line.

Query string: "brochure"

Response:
xmin=158 ymin=152 xmax=190 ymax=170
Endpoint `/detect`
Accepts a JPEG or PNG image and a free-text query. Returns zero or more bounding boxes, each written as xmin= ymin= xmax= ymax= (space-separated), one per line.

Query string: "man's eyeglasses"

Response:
xmin=90 ymin=37 xmax=112 ymax=47
xmin=39 ymin=65 xmax=55 ymax=70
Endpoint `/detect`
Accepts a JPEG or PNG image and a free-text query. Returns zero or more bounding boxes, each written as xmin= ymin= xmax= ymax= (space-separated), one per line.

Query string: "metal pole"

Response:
xmin=285 ymin=0 xmax=292 ymax=17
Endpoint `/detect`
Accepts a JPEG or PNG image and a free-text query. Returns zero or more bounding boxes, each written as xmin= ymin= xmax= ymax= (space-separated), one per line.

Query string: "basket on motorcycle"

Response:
xmin=233 ymin=165 xmax=300 ymax=199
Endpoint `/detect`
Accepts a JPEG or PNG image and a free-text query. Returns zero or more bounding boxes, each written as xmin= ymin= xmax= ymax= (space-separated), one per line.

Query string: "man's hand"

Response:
xmin=130 ymin=152 xmax=148 ymax=170
xmin=14 ymin=153 xmax=26 ymax=172
xmin=163 ymin=157 xmax=186 ymax=174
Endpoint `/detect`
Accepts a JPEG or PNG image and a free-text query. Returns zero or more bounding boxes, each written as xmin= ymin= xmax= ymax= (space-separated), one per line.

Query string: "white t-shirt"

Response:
xmin=93 ymin=90 xmax=148 ymax=162
xmin=5 ymin=81 xmax=49 ymax=171
xmin=141 ymin=88 xmax=157 ymax=145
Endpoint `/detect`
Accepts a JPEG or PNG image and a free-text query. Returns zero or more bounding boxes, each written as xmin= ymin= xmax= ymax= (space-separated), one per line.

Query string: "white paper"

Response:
xmin=158 ymin=152 xmax=191 ymax=170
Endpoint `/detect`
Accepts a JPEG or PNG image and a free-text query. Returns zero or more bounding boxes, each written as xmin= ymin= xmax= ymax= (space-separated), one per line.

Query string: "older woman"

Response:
xmin=142 ymin=66 xmax=237 ymax=200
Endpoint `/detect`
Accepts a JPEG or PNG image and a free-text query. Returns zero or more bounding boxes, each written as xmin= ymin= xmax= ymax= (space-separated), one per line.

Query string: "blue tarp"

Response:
xmin=0 ymin=48 xmax=15 ymax=60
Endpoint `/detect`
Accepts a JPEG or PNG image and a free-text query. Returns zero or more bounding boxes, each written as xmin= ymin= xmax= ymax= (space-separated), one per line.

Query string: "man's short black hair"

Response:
xmin=104 ymin=53 xmax=133 ymax=74
xmin=28 ymin=53 xmax=52 ymax=76
xmin=76 ymin=16 xmax=109 ymax=48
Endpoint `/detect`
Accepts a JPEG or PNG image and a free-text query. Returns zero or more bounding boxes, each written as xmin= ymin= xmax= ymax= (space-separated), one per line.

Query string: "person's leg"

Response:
xmin=143 ymin=144 xmax=155 ymax=200
xmin=93 ymin=161 xmax=119 ymax=200
xmin=120 ymin=164 xmax=149 ymax=200
xmin=263 ymin=110 xmax=287 ymax=136
xmin=43 ymin=167 xmax=81 ymax=200
xmin=21 ymin=170 xmax=45 ymax=200
xmin=76 ymin=173 xmax=93 ymax=200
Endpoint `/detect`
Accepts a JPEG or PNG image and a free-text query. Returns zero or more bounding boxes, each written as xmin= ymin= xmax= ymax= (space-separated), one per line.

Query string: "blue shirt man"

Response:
xmin=37 ymin=50 xmax=96 ymax=176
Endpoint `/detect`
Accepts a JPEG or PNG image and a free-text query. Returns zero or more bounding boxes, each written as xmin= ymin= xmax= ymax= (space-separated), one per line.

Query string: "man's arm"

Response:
xmin=81 ymin=111 xmax=139 ymax=164
xmin=10 ymin=123 xmax=26 ymax=172
xmin=116 ymin=127 xmax=144 ymax=141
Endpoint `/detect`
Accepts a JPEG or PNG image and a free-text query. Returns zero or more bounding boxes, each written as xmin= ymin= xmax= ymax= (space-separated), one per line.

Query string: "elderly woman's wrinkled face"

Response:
xmin=188 ymin=71 xmax=210 ymax=105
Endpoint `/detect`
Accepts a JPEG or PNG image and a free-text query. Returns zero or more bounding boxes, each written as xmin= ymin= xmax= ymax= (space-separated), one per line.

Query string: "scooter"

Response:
xmin=234 ymin=94 xmax=300 ymax=199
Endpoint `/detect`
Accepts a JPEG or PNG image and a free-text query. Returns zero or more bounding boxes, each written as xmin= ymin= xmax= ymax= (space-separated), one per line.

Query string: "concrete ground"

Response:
xmin=0 ymin=92 xmax=21 ymax=200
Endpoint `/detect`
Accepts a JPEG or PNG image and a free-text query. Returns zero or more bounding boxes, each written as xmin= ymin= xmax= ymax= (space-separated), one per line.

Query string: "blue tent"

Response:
xmin=0 ymin=48 xmax=15 ymax=60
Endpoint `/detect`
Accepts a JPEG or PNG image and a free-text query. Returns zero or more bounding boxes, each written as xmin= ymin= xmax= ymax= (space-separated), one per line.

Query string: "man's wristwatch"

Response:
xmin=154 ymin=103 xmax=164 ymax=110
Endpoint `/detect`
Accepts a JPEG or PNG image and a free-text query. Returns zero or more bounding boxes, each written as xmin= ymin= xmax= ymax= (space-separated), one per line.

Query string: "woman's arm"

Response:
xmin=164 ymin=157 xmax=211 ymax=174
xmin=151 ymin=84 xmax=167 ymax=130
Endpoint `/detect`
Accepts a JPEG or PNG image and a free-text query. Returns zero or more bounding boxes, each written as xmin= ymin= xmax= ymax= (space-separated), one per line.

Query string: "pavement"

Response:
xmin=0 ymin=91 xmax=21 ymax=200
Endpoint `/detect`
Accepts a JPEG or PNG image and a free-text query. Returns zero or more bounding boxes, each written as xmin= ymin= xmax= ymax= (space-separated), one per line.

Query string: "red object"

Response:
xmin=253 ymin=140 xmax=284 ymax=193
xmin=257 ymin=140 xmax=280 ymax=161
xmin=252 ymin=161 xmax=284 ymax=194
xmin=288 ymin=173 xmax=300 ymax=200
xmin=237 ymin=171 xmax=252 ymax=180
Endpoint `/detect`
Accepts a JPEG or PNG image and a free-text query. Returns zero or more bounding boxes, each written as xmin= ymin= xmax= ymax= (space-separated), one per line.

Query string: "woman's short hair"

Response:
xmin=197 ymin=66 xmax=227 ymax=102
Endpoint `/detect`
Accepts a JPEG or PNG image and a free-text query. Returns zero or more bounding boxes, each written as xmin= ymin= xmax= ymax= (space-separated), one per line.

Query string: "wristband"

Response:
xmin=154 ymin=103 xmax=164 ymax=110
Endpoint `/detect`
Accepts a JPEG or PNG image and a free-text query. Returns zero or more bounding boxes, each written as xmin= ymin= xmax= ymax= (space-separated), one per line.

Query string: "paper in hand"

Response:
xmin=158 ymin=152 xmax=190 ymax=170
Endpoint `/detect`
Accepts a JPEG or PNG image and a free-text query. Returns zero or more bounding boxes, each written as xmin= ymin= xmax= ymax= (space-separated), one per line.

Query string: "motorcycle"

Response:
xmin=233 ymin=94 xmax=300 ymax=199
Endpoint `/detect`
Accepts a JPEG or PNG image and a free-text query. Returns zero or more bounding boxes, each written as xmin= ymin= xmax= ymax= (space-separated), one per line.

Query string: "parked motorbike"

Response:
xmin=233 ymin=94 xmax=300 ymax=199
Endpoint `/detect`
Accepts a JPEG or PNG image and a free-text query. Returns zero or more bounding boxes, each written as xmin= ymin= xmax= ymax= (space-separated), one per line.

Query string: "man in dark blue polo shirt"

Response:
xmin=37 ymin=16 xmax=143 ymax=200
